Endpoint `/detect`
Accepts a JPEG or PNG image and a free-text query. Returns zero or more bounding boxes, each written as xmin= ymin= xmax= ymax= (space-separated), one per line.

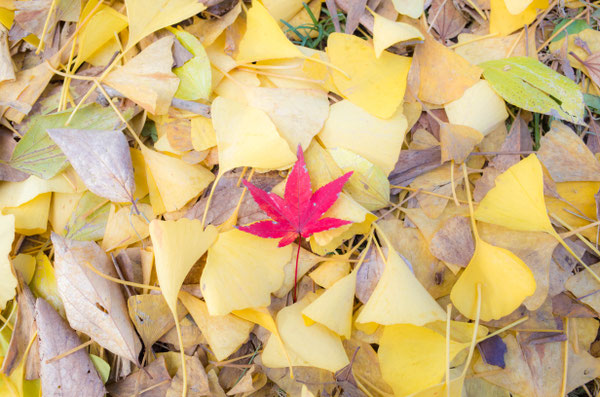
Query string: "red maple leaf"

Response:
xmin=238 ymin=145 xmax=353 ymax=301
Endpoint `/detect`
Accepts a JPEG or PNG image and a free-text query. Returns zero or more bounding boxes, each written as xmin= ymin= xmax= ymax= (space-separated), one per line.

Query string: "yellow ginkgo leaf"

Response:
xmin=236 ymin=0 xmax=303 ymax=64
xmin=391 ymin=0 xmax=425 ymax=18
xmin=129 ymin=148 xmax=148 ymax=200
xmin=125 ymin=0 xmax=206 ymax=47
xmin=414 ymin=34 xmax=482 ymax=105
xmin=450 ymin=238 xmax=536 ymax=321
xmin=104 ymin=36 xmax=180 ymax=115
xmin=378 ymin=324 xmax=467 ymax=396
xmin=190 ymin=116 xmax=217 ymax=152
xmin=141 ymin=146 xmax=215 ymax=214
xmin=372 ymin=11 xmax=424 ymax=58
xmin=302 ymin=270 xmax=356 ymax=339
xmin=318 ymin=100 xmax=407 ymax=176
xmin=243 ymin=86 xmax=330 ymax=151
xmin=101 ymin=203 xmax=153 ymax=252
xmin=262 ymin=293 xmax=349 ymax=372
xmin=201 ymin=229 xmax=293 ymax=316
xmin=75 ymin=3 xmax=128 ymax=69
xmin=149 ymin=219 xmax=217 ymax=314
xmin=12 ymin=253 xmax=35 ymax=284
xmin=211 ymin=96 xmax=297 ymax=174
xmin=0 ymin=214 xmax=16 ymax=309
xmin=2 ymin=192 xmax=51 ymax=236
xmin=356 ymin=249 xmax=446 ymax=326
xmin=326 ymin=33 xmax=411 ymax=119
xmin=504 ymin=0 xmax=534 ymax=14
xmin=179 ymin=291 xmax=253 ymax=361
xmin=490 ymin=0 xmax=548 ymax=36
xmin=444 ymin=80 xmax=509 ymax=136
xmin=0 ymin=170 xmax=84 ymax=209
xmin=309 ymin=260 xmax=349 ymax=289
xmin=546 ymin=181 xmax=600 ymax=243
xmin=474 ymin=154 xmax=554 ymax=234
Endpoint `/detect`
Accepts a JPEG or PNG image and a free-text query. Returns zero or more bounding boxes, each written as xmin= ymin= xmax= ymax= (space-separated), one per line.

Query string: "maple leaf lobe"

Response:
xmin=237 ymin=145 xmax=353 ymax=246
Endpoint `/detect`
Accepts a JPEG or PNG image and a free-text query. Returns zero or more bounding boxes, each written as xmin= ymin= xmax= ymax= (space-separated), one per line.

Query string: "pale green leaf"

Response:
xmin=64 ymin=192 xmax=110 ymax=241
xmin=90 ymin=354 xmax=110 ymax=384
xmin=9 ymin=104 xmax=132 ymax=179
xmin=481 ymin=56 xmax=584 ymax=124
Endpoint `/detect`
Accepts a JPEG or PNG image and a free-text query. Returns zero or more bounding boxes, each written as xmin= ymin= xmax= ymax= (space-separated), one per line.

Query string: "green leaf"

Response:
xmin=64 ymin=191 xmax=110 ymax=241
xmin=90 ymin=354 xmax=110 ymax=384
xmin=550 ymin=19 xmax=590 ymax=42
xmin=10 ymin=104 xmax=132 ymax=179
xmin=481 ymin=57 xmax=584 ymax=124
xmin=584 ymin=93 xmax=600 ymax=113
xmin=168 ymin=28 xmax=211 ymax=101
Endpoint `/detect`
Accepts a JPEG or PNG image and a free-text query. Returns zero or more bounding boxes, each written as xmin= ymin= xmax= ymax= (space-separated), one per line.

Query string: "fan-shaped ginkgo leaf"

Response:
xmin=141 ymin=146 xmax=215 ymax=214
xmin=236 ymin=0 xmax=303 ymax=63
xmin=302 ymin=270 xmax=356 ymax=339
xmin=101 ymin=203 xmax=153 ymax=252
xmin=261 ymin=293 xmax=349 ymax=372
xmin=149 ymin=219 xmax=217 ymax=315
xmin=243 ymin=86 xmax=329 ymax=151
xmin=104 ymin=36 xmax=179 ymax=115
xmin=371 ymin=11 xmax=424 ymax=58
xmin=125 ymin=0 xmax=206 ymax=47
xmin=211 ymin=96 xmax=297 ymax=174
xmin=356 ymin=249 xmax=446 ymax=326
xmin=179 ymin=291 xmax=253 ymax=361
xmin=47 ymin=128 xmax=135 ymax=204
xmin=450 ymin=238 xmax=536 ymax=321
xmin=474 ymin=154 xmax=554 ymax=234
xmin=378 ymin=324 xmax=468 ymax=396
xmin=201 ymin=229 xmax=293 ymax=316
xmin=326 ymin=33 xmax=411 ymax=119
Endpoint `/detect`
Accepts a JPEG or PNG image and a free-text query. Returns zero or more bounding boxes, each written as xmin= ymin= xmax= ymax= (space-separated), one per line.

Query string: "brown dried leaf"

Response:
xmin=552 ymin=293 xmax=597 ymax=318
xmin=35 ymin=297 xmax=105 ymax=397
xmin=51 ymin=233 xmax=142 ymax=363
xmin=1 ymin=284 xmax=39 ymax=378
xmin=439 ymin=122 xmax=483 ymax=163
xmin=355 ymin=245 xmax=385 ymax=304
xmin=106 ymin=355 xmax=172 ymax=397
xmin=428 ymin=0 xmax=467 ymax=42
xmin=127 ymin=294 xmax=187 ymax=348
xmin=344 ymin=0 xmax=368 ymax=35
xmin=0 ymin=129 xmax=27 ymax=182
xmin=186 ymin=171 xmax=281 ymax=226
xmin=538 ymin=121 xmax=600 ymax=182
xmin=565 ymin=263 xmax=600 ymax=315
xmin=388 ymin=147 xmax=442 ymax=187
xmin=166 ymin=354 xmax=209 ymax=397
xmin=47 ymin=128 xmax=136 ymax=203
xmin=429 ymin=216 xmax=474 ymax=268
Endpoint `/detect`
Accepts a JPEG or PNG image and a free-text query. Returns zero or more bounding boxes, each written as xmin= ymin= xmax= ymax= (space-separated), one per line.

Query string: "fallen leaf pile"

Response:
xmin=3 ymin=0 xmax=600 ymax=396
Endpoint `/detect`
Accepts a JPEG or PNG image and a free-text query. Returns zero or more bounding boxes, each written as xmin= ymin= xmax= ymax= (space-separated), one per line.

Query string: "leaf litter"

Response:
xmin=4 ymin=1 xmax=600 ymax=397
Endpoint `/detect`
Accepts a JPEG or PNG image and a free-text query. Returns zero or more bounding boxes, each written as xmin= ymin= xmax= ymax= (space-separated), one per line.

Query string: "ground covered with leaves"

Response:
xmin=4 ymin=0 xmax=600 ymax=396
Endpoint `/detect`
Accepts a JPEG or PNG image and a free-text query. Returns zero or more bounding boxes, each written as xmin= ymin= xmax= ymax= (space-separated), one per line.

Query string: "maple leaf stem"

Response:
xmin=293 ymin=236 xmax=302 ymax=303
